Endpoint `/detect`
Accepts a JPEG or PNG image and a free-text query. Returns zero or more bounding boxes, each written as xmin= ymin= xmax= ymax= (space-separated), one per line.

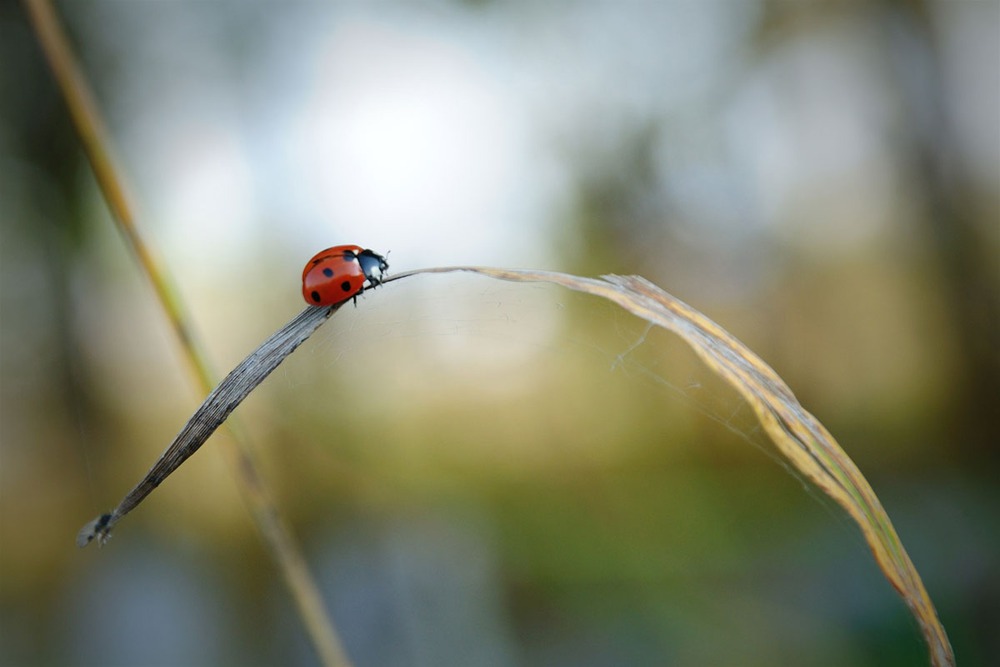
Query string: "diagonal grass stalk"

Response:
xmin=23 ymin=1 xmax=351 ymax=665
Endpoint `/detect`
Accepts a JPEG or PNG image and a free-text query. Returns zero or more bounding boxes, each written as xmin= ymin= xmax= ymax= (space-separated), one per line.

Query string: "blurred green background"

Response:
xmin=1 ymin=1 xmax=997 ymax=666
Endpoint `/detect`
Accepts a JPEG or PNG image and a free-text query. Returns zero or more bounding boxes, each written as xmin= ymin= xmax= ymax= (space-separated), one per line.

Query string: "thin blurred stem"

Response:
xmin=23 ymin=1 xmax=351 ymax=665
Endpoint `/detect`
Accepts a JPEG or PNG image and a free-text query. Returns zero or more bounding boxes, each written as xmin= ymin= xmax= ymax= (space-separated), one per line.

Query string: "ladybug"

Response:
xmin=301 ymin=245 xmax=389 ymax=307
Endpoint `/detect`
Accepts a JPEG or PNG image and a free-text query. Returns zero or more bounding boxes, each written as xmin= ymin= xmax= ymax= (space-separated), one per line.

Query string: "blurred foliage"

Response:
xmin=1 ymin=0 xmax=997 ymax=665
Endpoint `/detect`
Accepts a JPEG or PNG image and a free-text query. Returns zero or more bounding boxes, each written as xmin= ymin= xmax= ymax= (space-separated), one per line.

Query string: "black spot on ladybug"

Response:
xmin=322 ymin=268 xmax=334 ymax=277
xmin=340 ymin=281 xmax=352 ymax=292
xmin=310 ymin=291 xmax=321 ymax=303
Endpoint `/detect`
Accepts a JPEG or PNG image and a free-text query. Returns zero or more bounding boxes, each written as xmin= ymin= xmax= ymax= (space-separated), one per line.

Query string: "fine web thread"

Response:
xmin=307 ymin=282 xmax=832 ymax=505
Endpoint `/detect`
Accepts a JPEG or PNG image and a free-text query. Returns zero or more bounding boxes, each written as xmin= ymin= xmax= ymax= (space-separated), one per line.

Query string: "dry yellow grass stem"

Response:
xmin=402 ymin=266 xmax=955 ymax=667
xmin=23 ymin=1 xmax=351 ymax=664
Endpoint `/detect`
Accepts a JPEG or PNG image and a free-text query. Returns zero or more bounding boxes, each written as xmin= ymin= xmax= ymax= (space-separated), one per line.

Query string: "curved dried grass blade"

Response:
xmin=77 ymin=264 xmax=953 ymax=666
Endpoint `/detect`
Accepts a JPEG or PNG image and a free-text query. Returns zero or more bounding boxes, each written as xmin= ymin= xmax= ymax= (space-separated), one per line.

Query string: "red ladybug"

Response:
xmin=301 ymin=245 xmax=389 ymax=307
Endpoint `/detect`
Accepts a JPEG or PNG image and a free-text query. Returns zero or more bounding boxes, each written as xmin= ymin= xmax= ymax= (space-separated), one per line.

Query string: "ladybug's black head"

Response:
xmin=357 ymin=249 xmax=389 ymax=286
